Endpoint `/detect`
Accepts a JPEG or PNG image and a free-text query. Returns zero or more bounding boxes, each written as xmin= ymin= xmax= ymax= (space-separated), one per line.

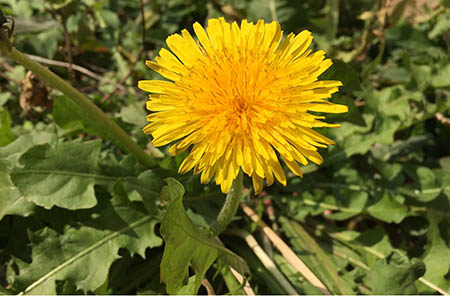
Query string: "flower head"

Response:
xmin=138 ymin=17 xmax=347 ymax=194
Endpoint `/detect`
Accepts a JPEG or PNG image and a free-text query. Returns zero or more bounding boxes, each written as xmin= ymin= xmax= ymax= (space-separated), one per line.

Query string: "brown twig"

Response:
xmin=100 ymin=0 xmax=147 ymax=103
xmin=61 ymin=20 xmax=75 ymax=84
xmin=25 ymin=54 xmax=124 ymax=90
xmin=41 ymin=1 xmax=75 ymax=83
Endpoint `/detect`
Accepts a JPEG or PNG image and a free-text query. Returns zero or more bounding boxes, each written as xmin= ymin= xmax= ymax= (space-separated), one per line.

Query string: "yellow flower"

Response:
xmin=138 ymin=17 xmax=347 ymax=194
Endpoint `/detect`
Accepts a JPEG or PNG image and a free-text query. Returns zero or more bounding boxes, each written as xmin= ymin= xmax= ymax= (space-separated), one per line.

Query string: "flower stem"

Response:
xmin=2 ymin=45 xmax=155 ymax=168
xmin=210 ymin=170 xmax=243 ymax=236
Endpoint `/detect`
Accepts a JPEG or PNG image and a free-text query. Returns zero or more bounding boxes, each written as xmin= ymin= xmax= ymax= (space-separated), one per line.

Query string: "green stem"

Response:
xmin=210 ymin=170 xmax=243 ymax=236
xmin=3 ymin=45 xmax=155 ymax=168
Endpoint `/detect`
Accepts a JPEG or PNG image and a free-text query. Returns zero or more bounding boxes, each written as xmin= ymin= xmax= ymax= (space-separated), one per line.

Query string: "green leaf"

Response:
xmin=417 ymin=212 xmax=450 ymax=294
xmin=10 ymin=140 xmax=102 ymax=210
xmin=0 ymin=161 xmax=35 ymax=220
xmin=365 ymin=251 xmax=425 ymax=294
xmin=0 ymin=131 xmax=57 ymax=167
xmin=0 ymin=92 xmax=11 ymax=106
xmin=367 ymin=192 xmax=407 ymax=223
xmin=403 ymin=165 xmax=441 ymax=202
xmin=326 ymin=95 xmax=366 ymax=127
xmin=325 ymin=191 xmax=368 ymax=221
xmin=159 ymin=178 xmax=249 ymax=294
xmin=385 ymin=25 xmax=432 ymax=52
xmin=0 ymin=109 xmax=15 ymax=147
xmin=354 ymin=225 xmax=393 ymax=267
xmin=10 ymin=188 xmax=162 ymax=295
xmin=52 ymin=95 xmax=115 ymax=142
xmin=117 ymin=102 xmax=147 ymax=127
xmin=246 ymin=0 xmax=308 ymax=33
xmin=320 ymin=60 xmax=362 ymax=94
xmin=428 ymin=11 xmax=450 ymax=39
xmin=431 ymin=62 xmax=450 ymax=88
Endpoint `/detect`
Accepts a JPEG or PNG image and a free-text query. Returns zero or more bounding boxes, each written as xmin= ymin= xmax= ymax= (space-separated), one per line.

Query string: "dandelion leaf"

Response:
xmin=160 ymin=178 xmax=249 ymax=294
xmin=10 ymin=140 xmax=102 ymax=210
xmin=365 ymin=250 xmax=425 ymax=294
xmin=9 ymin=186 xmax=162 ymax=295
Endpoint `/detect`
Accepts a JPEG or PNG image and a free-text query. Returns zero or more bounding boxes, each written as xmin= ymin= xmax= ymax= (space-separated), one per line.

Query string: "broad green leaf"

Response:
xmin=365 ymin=251 xmax=425 ymax=294
xmin=246 ymin=0 xmax=308 ymax=33
xmin=428 ymin=11 xmax=450 ymax=39
xmin=159 ymin=178 xmax=249 ymax=294
xmin=52 ymin=95 xmax=115 ymax=142
xmin=123 ymin=170 xmax=165 ymax=216
xmin=0 ymin=109 xmax=15 ymax=147
xmin=0 ymin=92 xmax=11 ymax=106
xmin=385 ymin=25 xmax=432 ymax=53
xmin=409 ymin=64 xmax=431 ymax=91
xmin=371 ymin=135 xmax=430 ymax=162
xmin=0 ymin=131 xmax=57 ymax=168
xmin=117 ymin=102 xmax=147 ymax=127
xmin=403 ymin=165 xmax=441 ymax=202
xmin=417 ymin=212 xmax=450 ymax=294
xmin=431 ymin=62 xmax=450 ymax=88
xmin=325 ymin=191 xmax=368 ymax=221
xmin=10 ymin=140 xmax=102 ymax=210
xmin=176 ymin=276 xmax=196 ymax=295
xmin=279 ymin=217 xmax=354 ymax=295
xmin=373 ymin=161 xmax=402 ymax=181
xmin=10 ymin=187 xmax=162 ymax=295
xmin=0 ymin=161 xmax=35 ymax=220
xmin=353 ymin=225 xmax=393 ymax=267
xmin=367 ymin=192 xmax=407 ymax=223
xmin=30 ymin=27 xmax=64 ymax=58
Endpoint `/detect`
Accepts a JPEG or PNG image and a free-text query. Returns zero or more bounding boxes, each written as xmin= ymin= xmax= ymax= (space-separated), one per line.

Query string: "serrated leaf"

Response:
xmin=10 ymin=188 xmax=162 ymax=295
xmin=365 ymin=251 xmax=425 ymax=294
xmin=159 ymin=178 xmax=249 ymax=294
xmin=10 ymin=140 xmax=102 ymax=210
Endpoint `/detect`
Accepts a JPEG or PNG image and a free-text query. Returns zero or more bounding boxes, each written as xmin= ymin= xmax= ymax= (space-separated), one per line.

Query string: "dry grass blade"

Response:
xmin=229 ymin=267 xmax=255 ymax=296
xmin=240 ymin=203 xmax=331 ymax=295
xmin=228 ymin=229 xmax=299 ymax=295
xmin=215 ymin=237 xmax=255 ymax=295
xmin=201 ymin=278 xmax=215 ymax=295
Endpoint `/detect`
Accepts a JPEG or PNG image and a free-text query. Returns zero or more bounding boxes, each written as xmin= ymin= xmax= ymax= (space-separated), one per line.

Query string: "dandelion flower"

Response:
xmin=138 ymin=17 xmax=348 ymax=194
